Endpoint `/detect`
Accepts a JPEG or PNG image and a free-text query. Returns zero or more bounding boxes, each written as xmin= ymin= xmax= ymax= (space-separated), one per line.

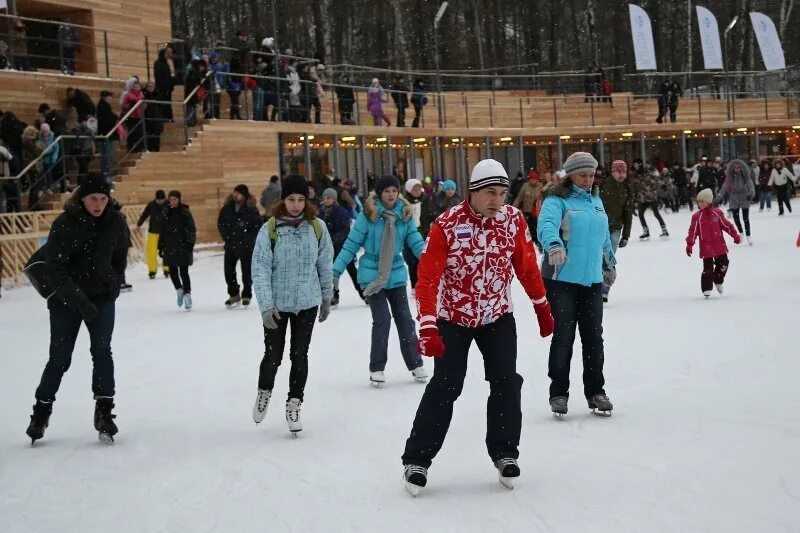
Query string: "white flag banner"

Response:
xmin=750 ymin=12 xmax=786 ymax=71
xmin=629 ymin=4 xmax=657 ymax=70
xmin=0 ymin=0 xmax=8 ymax=10
xmin=695 ymin=6 xmax=723 ymax=70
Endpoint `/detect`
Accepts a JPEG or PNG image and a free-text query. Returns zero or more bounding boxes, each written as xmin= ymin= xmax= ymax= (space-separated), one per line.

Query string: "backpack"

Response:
xmin=266 ymin=217 xmax=322 ymax=250
xmin=23 ymin=246 xmax=55 ymax=299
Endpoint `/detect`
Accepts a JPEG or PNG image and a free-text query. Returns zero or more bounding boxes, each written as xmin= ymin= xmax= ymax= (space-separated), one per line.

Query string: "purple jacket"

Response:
xmin=367 ymin=89 xmax=386 ymax=114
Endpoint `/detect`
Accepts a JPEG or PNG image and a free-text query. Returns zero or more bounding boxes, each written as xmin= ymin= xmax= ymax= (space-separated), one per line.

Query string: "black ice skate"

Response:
xmin=94 ymin=398 xmax=118 ymax=444
xmin=120 ymin=282 xmax=133 ymax=292
xmin=242 ymin=297 xmax=251 ymax=307
xmin=494 ymin=458 xmax=520 ymax=490
xmin=588 ymin=394 xmax=613 ymax=417
xmin=148 ymin=272 xmax=156 ymax=280
xmin=550 ymin=396 xmax=568 ymax=419
xmin=26 ymin=401 xmax=52 ymax=445
xmin=331 ymin=289 xmax=340 ymax=306
xmin=403 ymin=465 xmax=428 ymax=497
xmin=225 ymin=294 xmax=241 ymax=309
xmin=659 ymin=226 xmax=670 ymax=239
xmin=639 ymin=228 xmax=650 ymax=240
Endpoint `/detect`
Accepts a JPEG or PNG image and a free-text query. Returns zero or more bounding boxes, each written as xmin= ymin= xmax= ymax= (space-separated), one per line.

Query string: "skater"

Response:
xmin=332 ymin=175 xmax=426 ymax=387
xmin=159 ymin=191 xmax=196 ymax=310
xmin=632 ymin=164 xmax=668 ymax=239
xmin=757 ymin=160 xmax=773 ymax=212
xmin=218 ymin=184 xmax=263 ymax=308
xmin=403 ymin=178 xmax=439 ymax=289
xmin=25 ymin=173 xmax=130 ymax=444
xmin=537 ymin=152 xmax=616 ymax=419
xmin=716 ymin=159 xmax=755 ymax=245
xmin=251 ymin=175 xmax=334 ymax=433
xmin=686 ymin=189 xmax=741 ymax=298
xmin=512 ymin=171 xmax=545 ymax=251
xmin=769 ymin=159 xmax=796 ymax=215
xmin=319 ymin=187 xmax=364 ymax=304
xmin=401 ymin=159 xmax=554 ymax=495
xmin=136 ymin=190 xmax=170 ymax=279
xmin=599 ymin=160 xmax=634 ymax=302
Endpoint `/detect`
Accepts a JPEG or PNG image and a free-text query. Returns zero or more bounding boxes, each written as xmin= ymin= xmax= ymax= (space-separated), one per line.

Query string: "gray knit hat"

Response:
xmin=563 ymin=152 xmax=599 ymax=176
xmin=322 ymin=188 xmax=338 ymax=200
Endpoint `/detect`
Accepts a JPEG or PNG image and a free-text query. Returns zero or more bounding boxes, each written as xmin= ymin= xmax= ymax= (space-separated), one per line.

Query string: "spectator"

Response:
xmin=696 ymin=158 xmax=718 ymax=194
xmin=121 ymin=81 xmax=145 ymax=152
xmin=66 ymin=87 xmax=97 ymax=122
xmin=142 ymin=81 xmax=163 ymax=151
xmin=57 ymin=21 xmax=80 ymax=75
xmin=656 ymin=79 xmax=670 ymax=123
xmin=667 ymin=79 xmax=683 ymax=123
xmin=599 ymin=160 xmax=634 ymax=302
xmin=136 ymin=189 xmax=169 ymax=279
xmin=38 ymin=103 xmax=66 ymax=137
xmin=96 ymin=90 xmax=119 ymax=178
xmin=0 ymin=42 xmax=8 ymax=70
xmin=297 ymin=63 xmax=316 ymax=123
xmin=309 ymin=64 xmax=324 ymax=124
xmin=410 ymin=78 xmax=428 ymax=128
xmin=21 ymin=125 xmax=43 ymax=208
xmin=335 ymin=74 xmax=356 ymax=125
xmin=70 ymin=118 xmax=95 ymax=182
xmin=389 ymin=75 xmax=409 ymax=127
xmin=260 ymin=175 xmax=282 ymax=213
xmin=251 ymin=55 xmax=268 ymax=121
xmin=229 ymin=30 xmax=251 ymax=75
xmin=716 ymin=159 xmax=755 ymax=245
xmin=40 ymin=123 xmax=62 ymax=192
xmin=12 ymin=20 xmax=34 ymax=72
xmin=319 ymin=187 xmax=363 ymax=304
xmin=154 ymin=47 xmax=175 ymax=122
xmin=671 ymin=163 xmax=692 ymax=211
xmin=0 ymin=110 xmax=25 ymax=173
xmin=184 ymin=59 xmax=208 ymax=127
xmin=512 ymin=171 xmax=545 ymax=249
xmin=0 ymin=140 xmax=21 ymax=212
xmin=434 ymin=179 xmax=461 ymax=212
xmin=367 ymin=78 xmax=390 ymax=126
xmin=757 ymin=160 xmax=772 ymax=212
xmin=286 ymin=60 xmax=303 ymax=122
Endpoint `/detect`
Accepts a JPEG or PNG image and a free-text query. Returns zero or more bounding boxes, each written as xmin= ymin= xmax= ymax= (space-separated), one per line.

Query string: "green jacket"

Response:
xmin=600 ymin=177 xmax=634 ymax=240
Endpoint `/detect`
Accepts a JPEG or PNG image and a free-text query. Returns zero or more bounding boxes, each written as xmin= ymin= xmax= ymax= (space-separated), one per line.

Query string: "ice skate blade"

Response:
xmin=370 ymin=381 xmax=385 ymax=389
xmin=290 ymin=430 xmax=301 ymax=438
xmin=591 ymin=409 xmax=612 ymax=418
xmin=552 ymin=412 xmax=566 ymax=420
xmin=499 ymin=476 xmax=515 ymax=490
xmin=404 ymin=480 xmax=422 ymax=497
xmin=98 ymin=432 xmax=115 ymax=444
xmin=413 ymin=377 xmax=428 ymax=383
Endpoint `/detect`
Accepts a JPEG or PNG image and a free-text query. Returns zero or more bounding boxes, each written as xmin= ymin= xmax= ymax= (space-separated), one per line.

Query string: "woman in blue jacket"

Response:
xmin=251 ymin=175 xmax=334 ymax=435
xmin=333 ymin=175 xmax=427 ymax=387
xmin=537 ymin=152 xmax=616 ymax=418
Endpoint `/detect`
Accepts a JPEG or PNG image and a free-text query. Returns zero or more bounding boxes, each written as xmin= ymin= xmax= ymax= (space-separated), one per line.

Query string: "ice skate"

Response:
xmin=184 ymin=293 xmax=193 ymax=310
xmin=638 ymin=228 xmax=650 ymax=240
xmin=26 ymin=401 xmax=52 ymax=445
xmin=602 ymin=294 xmax=609 ymax=304
xmin=370 ymin=371 xmax=385 ymax=388
xmin=746 ymin=235 xmax=753 ymax=246
xmin=225 ymin=294 xmax=241 ymax=309
xmin=703 ymin=291 xmax=712 ymax=299
xmin=494 ymin=458 xmax=520 ymax=490
xmin=242 ymin=297 xmax=251 ymax=307
xmin=94 ymin=398 xmax=118 ymax=444
xmin=252 ymin=389 xmax=272 ymax=424
xmin=550 ymin=396 xmax=568 ymax=419
xmin=715 ymin=283 xmax=724 ymax=295
xmin=120 ymin=282 xmax=133 ymax=292
xmin=411 ymin=366 xmax=428 ymax=383
xmin=659 ymin=226 xmax=670 ymax=239
xmin=588 ymin=394 xmax=613 ymax=417
xmin=331 ymin=289 xmax=340 ymax=306
xmin=403 ymin=465 xmax=428 ymax=497
xmin=176 ymin=288 xmax=184 ymax=307
xmin=148 ymin=272 xmax=156 ymax=280
xmin=285 ymin=398 xmax=302 ymax=435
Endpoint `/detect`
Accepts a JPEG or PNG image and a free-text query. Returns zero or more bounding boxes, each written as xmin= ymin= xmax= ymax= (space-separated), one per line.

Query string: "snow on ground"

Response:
xmin=1 ymin=208 xmax=799 ymax=533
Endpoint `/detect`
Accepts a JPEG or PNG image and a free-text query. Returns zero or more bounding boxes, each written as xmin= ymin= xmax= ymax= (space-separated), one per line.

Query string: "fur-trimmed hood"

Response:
xmin=223 ymin=193 xmax=257 ymax=208
xmin=363 ymin=192 xmax=413 ymax=222
xmin=541 ymin=181 xmax=599 ymax=199
xmin=725 ymin=158 xmax=751 ymax=183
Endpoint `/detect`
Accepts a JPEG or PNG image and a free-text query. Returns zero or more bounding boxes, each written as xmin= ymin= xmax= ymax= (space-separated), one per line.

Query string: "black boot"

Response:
xmin=332 ymin=289 xmax=340 ymax=306
xmin=94 ymin=398 xmax=118 ymax=443
xmin=26 ymin=401 xmax=53 ymax=444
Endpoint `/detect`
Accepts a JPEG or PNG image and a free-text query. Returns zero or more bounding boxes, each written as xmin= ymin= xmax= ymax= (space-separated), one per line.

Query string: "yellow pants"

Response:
xmin=146 ymin=232 xmax=169 ymax=275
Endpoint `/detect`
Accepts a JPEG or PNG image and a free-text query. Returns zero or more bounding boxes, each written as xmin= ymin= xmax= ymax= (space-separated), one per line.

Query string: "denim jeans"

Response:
xmin=96 ymin=139 xmax=115 ymax=178
xmin=36 ymin=299 xmax=116 ymax=402
xmin=367 ymin=286 xmax=422 ymax=372
xmin=601 ymin=230 xmax=621 ymax=296
xmin=759 ymin=191 xmax=772 ymax=210
xmin=253 ymin=87 xmax=265 ymax=121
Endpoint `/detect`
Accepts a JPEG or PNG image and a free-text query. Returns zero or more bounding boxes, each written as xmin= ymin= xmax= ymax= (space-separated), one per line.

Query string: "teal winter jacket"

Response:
xmin=537 ymin=182 xmax=616 ymax=286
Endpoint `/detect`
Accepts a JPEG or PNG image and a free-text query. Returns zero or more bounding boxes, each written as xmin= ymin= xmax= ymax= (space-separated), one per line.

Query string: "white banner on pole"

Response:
xmin=0 ymin=0 xmax=8 ymax=10
xmin=695 ymin=6 xmax=723 ymax=70
xmin=628 ymin=4 xmax=657 ymax=70
xmin=750 ymin=12 xmax=786 ymax=71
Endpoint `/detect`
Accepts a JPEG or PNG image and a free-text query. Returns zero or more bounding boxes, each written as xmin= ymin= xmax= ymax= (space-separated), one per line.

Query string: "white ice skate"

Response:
xmin=184 ymin=293 xmax=193 ymax=310
xmin=403 ymin=465 xmax=428 ymax=497
xmin=176 ymin=288 xmax=184 ymax=308
xmin=746 ymin=235 xmax=753 ymax=246
xmin=370 ymin=371 xmax=386 ymax=388
xmin=715 ymin=283 xmax=724 ymax=295
xmin=411 ymin=366 xmax=428 ymax=383
xmin=494 ymin=458 xmax=520 ymax=490
xmin=703 ymin=291 xmax=712 ymax=299
xmin=252 ymin=389 xmax=272 ymax=424
xmin=285 ymin=398 xmax=302 ymax=435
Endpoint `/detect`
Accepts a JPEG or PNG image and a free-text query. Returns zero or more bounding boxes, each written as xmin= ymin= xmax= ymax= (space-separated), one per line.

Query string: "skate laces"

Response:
xmin=257 ymin=390 xmax=271 ymax=412
xmin=495 ymin=458 xmax=517 ymax=469
xmin=405 ymin=465 xmax=427 ymax=477
xmin=286 ymin=399 xmax=301 ymax=422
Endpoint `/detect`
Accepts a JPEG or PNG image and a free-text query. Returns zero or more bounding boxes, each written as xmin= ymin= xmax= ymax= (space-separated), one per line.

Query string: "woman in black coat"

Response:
xmin=159 ymin=190 xmax=197 ymax=309
xmin=143 ymin=81 xmax=164 ymax=152
xmin=153 ymin=47 xmax=174 ymax=121
xmin=25 ymin=173 xmax=130 ymax=444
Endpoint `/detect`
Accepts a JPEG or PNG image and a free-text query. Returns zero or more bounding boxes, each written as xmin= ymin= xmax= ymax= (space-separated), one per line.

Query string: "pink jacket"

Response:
xmin=686 ymin=207 xmax=740 ymax=258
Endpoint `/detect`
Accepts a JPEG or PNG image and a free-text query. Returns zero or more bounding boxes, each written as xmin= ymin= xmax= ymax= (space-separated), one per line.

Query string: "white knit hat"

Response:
xmin=696 ymin=188 xmax=714 ymax=204
xmin=469 ymin=159 xmax=509 ymax=191
xmin=404 ymin=178 xmax=422 ymax=193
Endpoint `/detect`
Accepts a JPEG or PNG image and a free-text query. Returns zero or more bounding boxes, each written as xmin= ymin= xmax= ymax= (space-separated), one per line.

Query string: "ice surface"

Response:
xmin=1 ymin=209 xmax=798 ymax=532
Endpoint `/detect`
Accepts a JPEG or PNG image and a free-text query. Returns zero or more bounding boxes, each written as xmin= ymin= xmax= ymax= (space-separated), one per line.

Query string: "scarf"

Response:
xmin=362 ymin=208 xmax=399 ymax=297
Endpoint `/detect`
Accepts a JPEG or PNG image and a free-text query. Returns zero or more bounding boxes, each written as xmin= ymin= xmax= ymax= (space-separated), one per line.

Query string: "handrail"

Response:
xmin=0 ymin=13 xmax=180 ymax=42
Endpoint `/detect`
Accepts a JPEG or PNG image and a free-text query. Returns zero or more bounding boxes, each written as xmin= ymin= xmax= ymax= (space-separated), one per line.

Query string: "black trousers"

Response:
xmin=730 ymin=208 xmax=751 ymax=236
xmin=412 ymin=104 xmax=423 ymax=127
xmin=36 ymin=299 xmax=116 ymax=402
xmin=228 ymin=90 xmax=241 ymax=119
xmin=396 ymin=105 xmax=406 ymax=127
xmin=224 ymin=248 xmax=253 ymax=298
xmin=638 ymin=201 xmax=666 ymax=229
xmin=403 ymin=245 xmax=419 ymax=288
xmin=701 ymin=254 xmax=729 ymax=292
xmin=777 ymin=184 xmax=793 ymax=214
xmin=402 ymin=314 xmax=522 ymax=468
xmin=334 ymin=243 xmax=362 ymax=297
xmin=545 ymin=279 xmax=606 ymax=401
xmin=258 ymin=306 xmax=318 ymax=400
xmin=168 ymin=264 xmax=191 ymax=294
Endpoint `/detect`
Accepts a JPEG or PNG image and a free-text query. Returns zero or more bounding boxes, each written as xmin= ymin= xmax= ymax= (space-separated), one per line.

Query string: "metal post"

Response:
xmin=386 ymin=136 xmax=393 ymax=175
xmin=590 ymin=99 xmax=595 ymax=126
xmin=489 ymin=98 xmax=494 ymax=128
xmin=485 ymin=136 xmax=492 ymax=160
xmin=461 ymin=137 xmax=468 ymax=186
xmin=598 ymin=135 xmax=606 ymax=168
xmin=754 ymin=128 xmax=760 ymax=159
xmin=519 ymin=99 xmax=524 ymax=128
xmin=333 ymin=135 xmax=340 ymax=177
xmin=271 ymin=0 xmax=282 ymax=122
xmin=556 ymin=136 xmax=564 ymax=169
xmin=698 ymin=96 xmax=703 ymax=123
xmin=718 ymin=130 xmax=725 ymax=160
xmin=433 ymin=137 xmax=441 ymax=180
xmin=358 ymin=135 xmax=367 ymax=193
xmin=627 ymin=96 xmax=632 ymax=125
xmin=518 ymin=136 xmax=525 ymax=177
xmin=277 ymin=133 xmax=283 ymax=175
xmin=553 ymin=99 xmax=558 ymax=127
xmin=145 ymin=36 xmax=151 ymax=81
xmin=408 ymin=138 xmax=416 ymax=181
xmin=764 ymin=92 xmax=769 ymax=120
xmin=103 ymin=31 xmax=110 ymax=78
xmin=331 ymin=85 xmax=337 ymax=125
xmin=681 ymin=131 xmax=688 ymax=168
xmin=465 ymin=98 xmax=470 ymax=129
xmin=639 ymin=132 xmax=646 ymax=163
xmin=303 ymin=134 xmax=312 ymax=181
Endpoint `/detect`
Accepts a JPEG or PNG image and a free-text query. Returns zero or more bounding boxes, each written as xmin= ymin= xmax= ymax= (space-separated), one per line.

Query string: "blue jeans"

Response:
xmin=253 ymin=87 xmax=265 ymax=121
xmin=602 ymin=230 xmax=621 ymax=296
xmin=97 ymin=139 xmax=115 ymax=178
xmin=36 ymin=299 xmax=116 ymax=402
xmin=367 ymin=286 xmax=422 ymax=372
xmin=759 ymin=191 xmax=772 ymax=210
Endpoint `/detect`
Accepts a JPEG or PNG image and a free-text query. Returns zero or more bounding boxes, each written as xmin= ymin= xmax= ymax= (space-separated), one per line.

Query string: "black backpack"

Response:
xmin=23 ymin=246 xmax=55 ymax=300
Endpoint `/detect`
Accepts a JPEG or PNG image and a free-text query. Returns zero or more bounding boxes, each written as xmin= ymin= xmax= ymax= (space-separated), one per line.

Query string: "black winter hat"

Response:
xmin=281 ymin=174 xmax=309 ymax=199
xmin=78 ymin=173 xmax=111 ymax=199
xmin=168 ymin=190 xmax=182 ymax=200
xmin=234 ymin=184 xmax=250 ymax=197
xmin=374 ymin=175 xmax=401 ymax=196
xmin=155 ymin=189 xmax=166 ymax=200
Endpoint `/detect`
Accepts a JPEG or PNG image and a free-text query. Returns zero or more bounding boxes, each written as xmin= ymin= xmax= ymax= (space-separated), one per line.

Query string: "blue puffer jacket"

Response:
xmin=333 ymin=194 xmax=425 ymax=289
xmin=537 ymin=182 xmax=616 ymax=287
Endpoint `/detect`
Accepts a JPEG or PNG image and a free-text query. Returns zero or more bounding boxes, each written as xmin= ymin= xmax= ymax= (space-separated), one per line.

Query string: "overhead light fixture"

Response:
xmin=413 ymin=138 xmax=426 ymax=143
xmin=559 ymin=135 xmax=571 ymax=140
xmin=500 ymin=137 xmax=512 ymax=142
xmin=792 ymin=125 xmax=800 ymax=129
xmin=300 ymin=135 xmax=315 ymax=140
xmin=621 ymin=132 xmax=634 ymax=137
xmin=376 ymin=137 xmax=387 ymax=142
xmin=683 ymin=130 xmax=692 ymax=134
xmin=736 ymin=127 xmax=748 ymax=132
xmin=452 ymin=138 xmax=460 ymax=143
xmin=341 ymin=136 xmax=356 ymax=141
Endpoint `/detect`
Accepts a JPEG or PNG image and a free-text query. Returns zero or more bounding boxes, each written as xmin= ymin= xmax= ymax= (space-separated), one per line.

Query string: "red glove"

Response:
xmin=686 ymin=246 xmax=693 ymax=257
xmin=733 ymin=235 xmax=742 ymax=245
xmin=417 ymin=328 xmax=446 ymax=358
xmin=533 ymin=299 xmax=554 ymax=338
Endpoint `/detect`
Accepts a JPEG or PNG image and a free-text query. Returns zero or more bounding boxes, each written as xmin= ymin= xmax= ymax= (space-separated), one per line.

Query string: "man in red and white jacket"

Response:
xmin=401 ymin=159 xmax=554 ymax=495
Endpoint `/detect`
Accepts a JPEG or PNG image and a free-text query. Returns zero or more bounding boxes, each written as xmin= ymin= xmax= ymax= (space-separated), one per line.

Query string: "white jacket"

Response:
xmin=768 ymin=167 xmax=796 ymax=187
